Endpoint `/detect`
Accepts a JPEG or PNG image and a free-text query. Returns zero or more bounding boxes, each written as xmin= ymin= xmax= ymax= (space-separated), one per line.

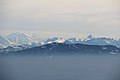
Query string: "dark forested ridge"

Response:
xmin=0 ymin=42 xmax=120 ymax=56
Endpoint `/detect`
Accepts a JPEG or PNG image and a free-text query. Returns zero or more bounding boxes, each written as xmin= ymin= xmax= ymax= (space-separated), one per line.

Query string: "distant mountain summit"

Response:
xmin=65 ymin=38 xmax=80 ymax=44
xmin=86 ymin=35 xmax=94 ymax=40
xmin=0 ymin=34 xmax=11 ymax=47
xmin=84 ymin=35 xmax=120 ymax=47
xmin=0 ymin=32 xmax=120 ymax=55
xmin=7 ymin=32 xmax=32 ymax=44
xmin=45 ymin=37 xmax=65 ymax=44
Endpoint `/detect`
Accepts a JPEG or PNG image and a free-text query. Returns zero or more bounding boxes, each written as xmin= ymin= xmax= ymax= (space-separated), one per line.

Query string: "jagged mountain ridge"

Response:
xmin=0 ymin=42 xmax=119 ymax=55
xmin=0 ymin=32 xmax=120 ymax=50
xmin=0 ymin=34 xmax=11 ymax=48
xmin=7 ymin=32 xmax=33 ymax=44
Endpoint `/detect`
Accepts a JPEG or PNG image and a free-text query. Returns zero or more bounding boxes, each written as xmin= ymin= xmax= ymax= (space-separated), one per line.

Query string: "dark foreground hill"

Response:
xmin=0 ymin=43 xmax=120 ymax=56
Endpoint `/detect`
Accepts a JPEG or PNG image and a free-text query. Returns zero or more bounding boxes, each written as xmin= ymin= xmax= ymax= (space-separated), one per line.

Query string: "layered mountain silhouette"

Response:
xmin=0 ymin=32 xmax=120 ymax=56
xmin=0 ymin=42 xmax=119 ymax=56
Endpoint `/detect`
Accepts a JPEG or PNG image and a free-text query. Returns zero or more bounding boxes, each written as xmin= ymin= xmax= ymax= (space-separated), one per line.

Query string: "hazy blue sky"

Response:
xmin=0 ymin=0 xmax=120 ymax=38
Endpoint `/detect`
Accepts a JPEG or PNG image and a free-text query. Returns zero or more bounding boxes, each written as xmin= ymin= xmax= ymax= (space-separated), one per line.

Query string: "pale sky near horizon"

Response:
xmin=0 ymin=0 xmax=120 ymax=38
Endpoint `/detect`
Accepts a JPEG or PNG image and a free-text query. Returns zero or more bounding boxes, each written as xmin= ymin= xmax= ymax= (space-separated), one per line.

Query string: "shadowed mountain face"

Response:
xmin=1 ymin=43 xmax=119 ymax=56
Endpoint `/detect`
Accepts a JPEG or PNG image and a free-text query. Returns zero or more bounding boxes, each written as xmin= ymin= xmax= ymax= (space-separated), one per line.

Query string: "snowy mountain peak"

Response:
xmin=65 ymin=38 xmax=81 ymax=44
xmin=0 ymin=34 xmax=11 ymax=46
xmin=7 ymin=32 xmax=32 ymax=45
xmin=45 ymin=37 xmax=65 ymax=44
xmin=0 ymin=32 xmax=120 ymax=50
xmin=86 ymin=35 xmax=94 ymax=40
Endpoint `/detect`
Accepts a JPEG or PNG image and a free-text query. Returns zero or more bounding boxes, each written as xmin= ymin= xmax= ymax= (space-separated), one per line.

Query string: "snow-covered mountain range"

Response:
xmin=0 ymin=32 xmax=120 ymax=50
